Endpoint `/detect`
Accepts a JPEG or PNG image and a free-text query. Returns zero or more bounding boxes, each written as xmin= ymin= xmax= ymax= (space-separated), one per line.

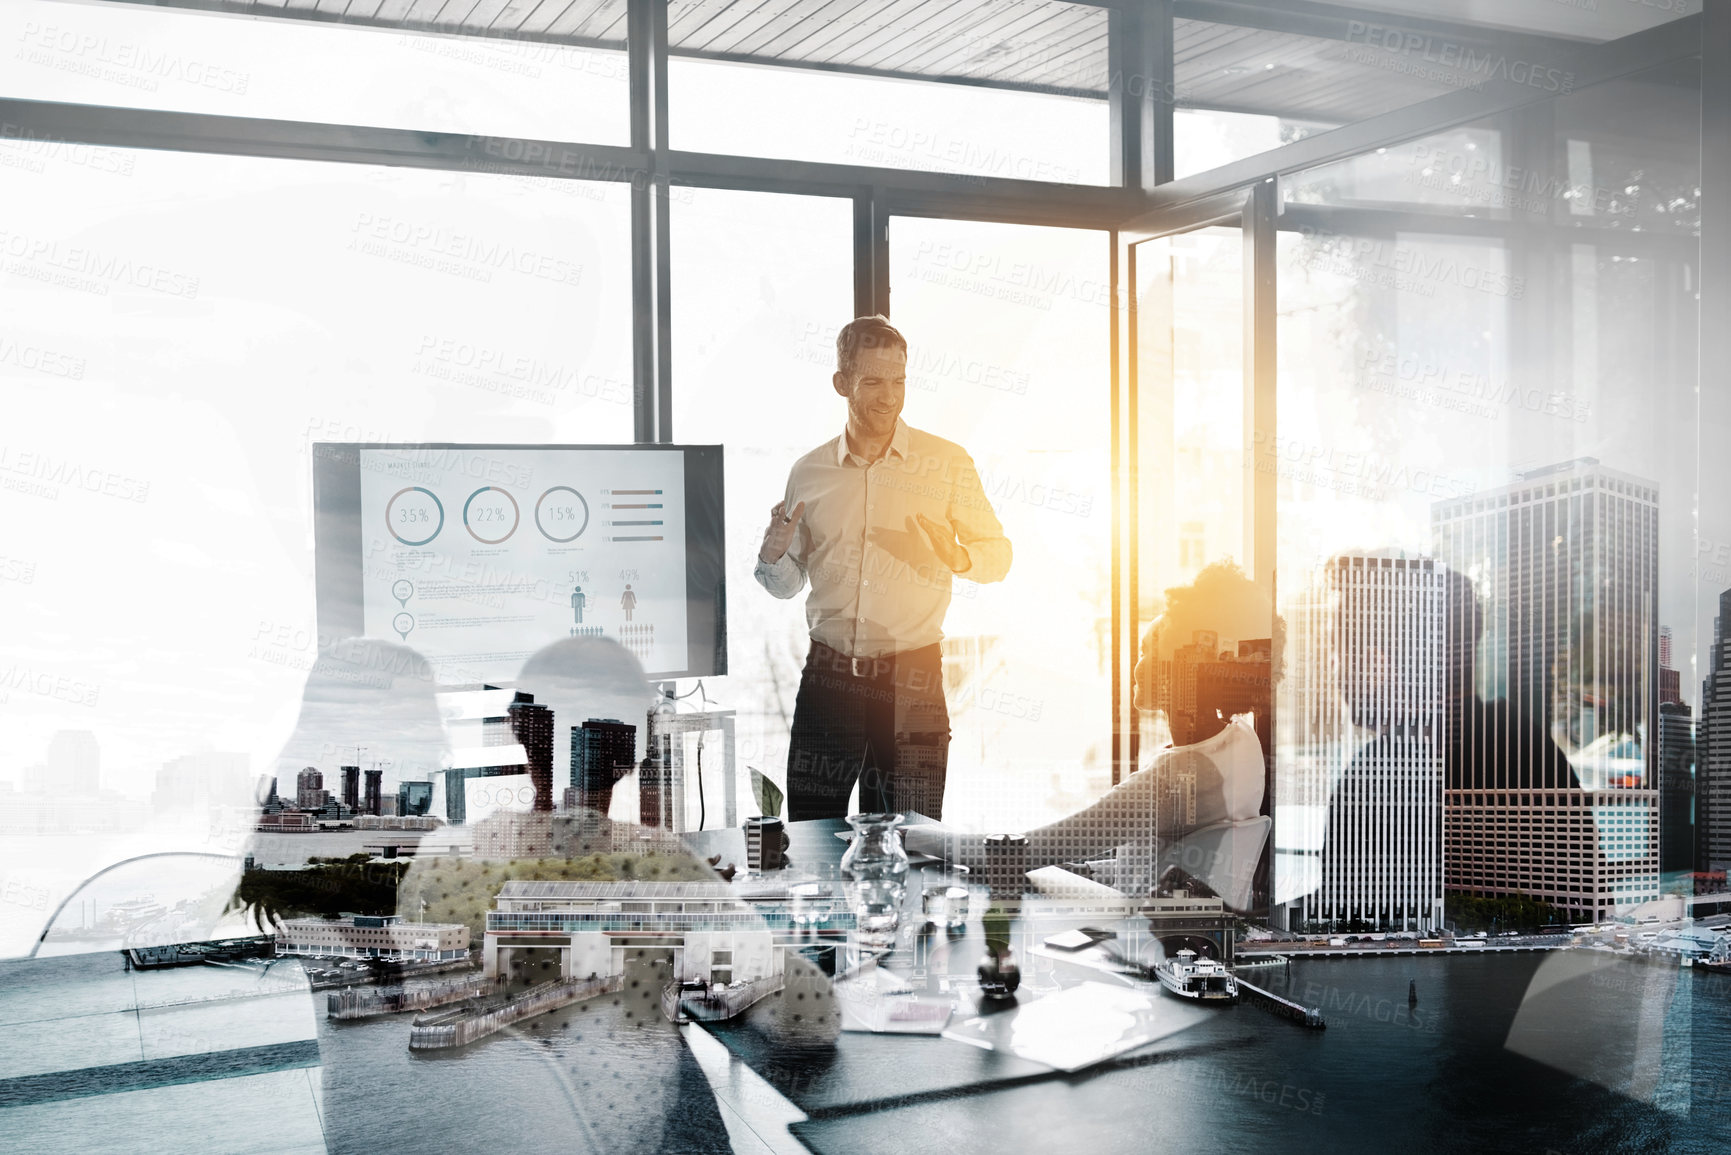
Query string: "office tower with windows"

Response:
xmin=342 ymin=766 xmax=360 ymax=811
xmin=1286 ymin=554 xmax=1445 ymax=932
xmin=1700 ymin=590 xmax=1731 ymax=871
xmin=1658 ymin=701 xmax=1696 ymax=875
xmin=509 ymin=691 xmax=556 ymax=813
xmin=1433 ymin=458 xmax=1660 ymax=921
xmin=397 ymin=780 xmax=434 ymax=817
xmin=295 ymin=767 xmax=326 ymax=811
xmin=571 ymin=718 xmax=637 ymax=813
xmin=1660 ymin=627 xmax=1682 ymax=706
xmin=363 ymin=768 xmax=383 ymax=816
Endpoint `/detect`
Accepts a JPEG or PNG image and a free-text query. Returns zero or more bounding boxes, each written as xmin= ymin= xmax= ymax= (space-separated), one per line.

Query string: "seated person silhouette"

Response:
xmin=908 ymin=562 xmax=1274 ymax=911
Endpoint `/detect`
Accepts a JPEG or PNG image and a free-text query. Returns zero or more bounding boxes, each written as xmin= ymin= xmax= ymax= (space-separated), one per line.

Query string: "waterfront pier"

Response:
xmin=408 ymin=974 xmax=623 ymax=1049
xmin=328 ymin=974 xmax=489 ymax=1020
xmin=1236 ymin=976 xmax=1326 ymax=1029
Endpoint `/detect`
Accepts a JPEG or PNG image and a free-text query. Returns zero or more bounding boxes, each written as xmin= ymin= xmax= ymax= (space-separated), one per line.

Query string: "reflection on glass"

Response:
xmin=1134 ymin=224 xmax=1273 ymax=917
xmin=670 ymin=188 xmax=854 ymax=821
xmin=1272 ymin=63 xmax=1697 ymax=930
xmin=889 ymin=217 xmax=1111 ymax=832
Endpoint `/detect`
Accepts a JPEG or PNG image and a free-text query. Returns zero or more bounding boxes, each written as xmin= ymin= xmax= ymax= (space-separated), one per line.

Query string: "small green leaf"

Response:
xmin=750 ymin=767 xmax=783 ymax=819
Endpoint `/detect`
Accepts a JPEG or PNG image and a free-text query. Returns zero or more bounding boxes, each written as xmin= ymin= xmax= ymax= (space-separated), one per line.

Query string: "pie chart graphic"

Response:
xmin=535 ymin=486 xmax=590 ymax=543
xmin=463 ymin=486 xmax=520 ymax=544
xmin=386 ymin=487 xmax=443 ymax=547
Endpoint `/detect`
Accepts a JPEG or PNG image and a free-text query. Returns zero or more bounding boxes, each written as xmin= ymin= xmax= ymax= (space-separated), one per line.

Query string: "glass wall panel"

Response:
xmin=1133 ymin=222 xmax=1276 ymax=917
xmin=888 ymin=218 xmax=1111 ymax=832
xmin=669 ymin=187 xmax=853 ymax=829
xmin=0 ymin=147 xmax=632 ymax=955
xmin=670 ymin=0 xmax=1109 ymax=184
xmin=1174 ymin=3 xmax=1691 ymax=181
xmin=1272 ymin=60 xmax=1700 ymax=931
xmin=0 ymin=0 xmax=630 ymax=142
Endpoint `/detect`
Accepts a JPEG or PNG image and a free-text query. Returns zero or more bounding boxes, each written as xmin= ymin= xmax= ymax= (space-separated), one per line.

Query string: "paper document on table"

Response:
xmin=941 ymin=981 xmax=1208 ymax=1072
xmin=835 ymin=967 xmax=954 ymax=1034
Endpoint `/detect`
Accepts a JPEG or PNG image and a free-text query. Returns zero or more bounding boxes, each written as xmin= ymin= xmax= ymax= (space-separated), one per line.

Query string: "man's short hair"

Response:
xmin=835 ymin=315 xmax=907 ymax=379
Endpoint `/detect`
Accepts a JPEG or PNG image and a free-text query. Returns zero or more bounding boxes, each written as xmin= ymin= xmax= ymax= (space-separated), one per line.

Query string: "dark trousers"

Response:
xmin=786 ymin=640 xmax=951 ymax=821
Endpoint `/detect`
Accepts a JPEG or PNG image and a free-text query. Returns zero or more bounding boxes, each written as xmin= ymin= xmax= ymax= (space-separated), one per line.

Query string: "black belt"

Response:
xmin=812 ymin=640 xmax=942 ymax=679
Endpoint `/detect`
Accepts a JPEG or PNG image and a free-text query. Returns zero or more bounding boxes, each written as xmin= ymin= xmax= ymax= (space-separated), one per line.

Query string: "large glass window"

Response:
xmin=1272 ymin=59 xmax=1701 ymax=927
xmin=0 ymin=147 xmax=632 ymax=953
xmin=0 ymin=0 xmax=630 ymax=142
xmin=669 ymin=0 xmax=1110 ymax=184
xmin=888 ymin=217 xmax=1112 ymax=832
xmin=1173 ymin=3 xmax=1693 ymax=181
xmin=669 ymin=187 xmax=853 ymax=826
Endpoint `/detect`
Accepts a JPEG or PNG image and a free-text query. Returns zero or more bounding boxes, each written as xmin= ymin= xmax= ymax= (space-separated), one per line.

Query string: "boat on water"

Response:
xmin=1698 ymin=939 xmax=1731 ymax=975
xmin=1155 ymin=948 xmax=1238 ymax=1003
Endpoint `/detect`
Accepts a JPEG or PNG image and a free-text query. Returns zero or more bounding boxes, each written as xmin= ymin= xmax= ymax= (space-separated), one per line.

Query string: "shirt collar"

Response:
xmin=837 ymin=418 xmax=909 ymax=467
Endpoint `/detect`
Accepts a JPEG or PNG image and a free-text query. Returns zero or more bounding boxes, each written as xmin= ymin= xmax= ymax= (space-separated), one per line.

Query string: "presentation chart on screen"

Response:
xmin=354 ymin=446 xmax=691 ymax=683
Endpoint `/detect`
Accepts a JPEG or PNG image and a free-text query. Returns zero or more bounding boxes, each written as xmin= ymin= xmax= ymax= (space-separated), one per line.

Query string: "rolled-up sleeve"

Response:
xmin=754 ymin=551 xmax=806 ymax=599
xmin=949 ymin=453 xmax=1012 ymax=584
xmin=753 ymin=473 xmax=810 ymax=599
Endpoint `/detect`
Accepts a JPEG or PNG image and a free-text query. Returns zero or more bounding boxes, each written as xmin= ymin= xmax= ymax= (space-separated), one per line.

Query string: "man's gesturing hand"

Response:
xmin=916 ymin=513 xmax=971 ymax=575
xmin=759 ymin=500 xmax=806 ymax=564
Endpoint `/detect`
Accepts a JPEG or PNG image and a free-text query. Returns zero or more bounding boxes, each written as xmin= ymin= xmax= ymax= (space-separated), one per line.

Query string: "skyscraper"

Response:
xmin=342 ymin=766 xmax=360 ymax=811
xmin=509 ymin=691 xmax=555 ymax=813
xmin=1659 ymin=626 xmax=1682 ymax=706
xmin=1658 ymin=701 xmax=1696 ymax=875
xmin=364 ymin=768 xmax=383 ymax=816
xmin=47 ymin=730 xmax=99 ymax=796
xmin=1287 ymin=554 xmax=1445 ymax=932
xmin=1433 ymin=458 xmax=1661 ymax=921
xmin=1699 ymin=589 xmax=1731 ymax=871
xmin=397 ymin=780 xmax=433 ymax=817
xmin=295 ymin=766 xmax=326 ymax=811
xmin=571 ymin=718 xmax=637 ymax=813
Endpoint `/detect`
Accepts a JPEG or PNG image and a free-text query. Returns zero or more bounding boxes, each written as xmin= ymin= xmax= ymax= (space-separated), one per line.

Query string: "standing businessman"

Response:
xmin=754 ymin=316 xmax=1012 ymax=821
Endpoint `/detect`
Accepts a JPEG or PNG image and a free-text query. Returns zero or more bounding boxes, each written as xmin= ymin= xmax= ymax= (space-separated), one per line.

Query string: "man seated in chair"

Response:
xmin=907 ymin=562 xmax=1274 ymax=911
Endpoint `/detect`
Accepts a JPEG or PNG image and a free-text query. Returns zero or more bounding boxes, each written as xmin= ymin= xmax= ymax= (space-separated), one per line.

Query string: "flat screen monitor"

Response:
xmin=313 ymin=443 xmax=725 ymax=682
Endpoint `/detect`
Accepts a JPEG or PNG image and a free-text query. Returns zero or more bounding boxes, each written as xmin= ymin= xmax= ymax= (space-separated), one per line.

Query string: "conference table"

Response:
xmin=681 ymin=817 xmax=1267 ymax=1155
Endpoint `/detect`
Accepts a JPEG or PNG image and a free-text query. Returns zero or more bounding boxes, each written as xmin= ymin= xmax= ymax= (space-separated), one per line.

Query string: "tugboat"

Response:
xmin=1155 ymin=948 xmax=1239 ymax=1003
